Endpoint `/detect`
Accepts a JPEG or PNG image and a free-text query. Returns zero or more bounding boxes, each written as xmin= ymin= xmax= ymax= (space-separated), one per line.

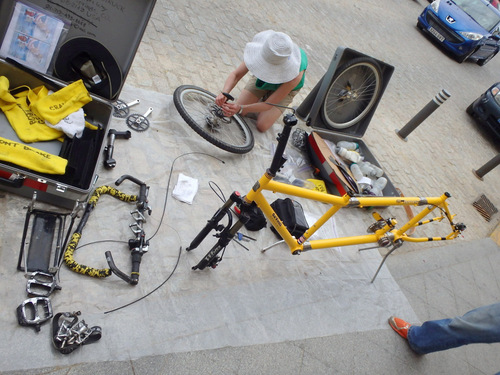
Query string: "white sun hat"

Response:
xmin=243 ymin=30 xmax=301 ymax=84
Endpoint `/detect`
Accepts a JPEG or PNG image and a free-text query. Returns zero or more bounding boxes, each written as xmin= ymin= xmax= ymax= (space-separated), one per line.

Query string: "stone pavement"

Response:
xmin=2 ymin=0 xmax=500 ymax=374
xmin=129 ymin=0 xmax=500 ymax=245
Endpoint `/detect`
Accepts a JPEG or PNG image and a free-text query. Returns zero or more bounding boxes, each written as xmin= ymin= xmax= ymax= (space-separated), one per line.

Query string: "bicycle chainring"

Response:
xmin=112 ymin=100 xmax=130 ymax=118
xmin=126 ymin=114 xmax=150 ymax=132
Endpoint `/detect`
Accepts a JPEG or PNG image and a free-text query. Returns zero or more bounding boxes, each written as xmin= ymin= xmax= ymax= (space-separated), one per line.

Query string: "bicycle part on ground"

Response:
xmin=104 ymin=129 xmax=132 ymax=168
xmin=112 ymin=99 xmax=140 ymax=118
xmin=105 ymin=174 xmax=151 ymax=285
xmin=173 ymin=85 xmax=254 ymax=154
xmin=17 ymin=297 xmax=53 ymax=332
xmin=126 ymin=107 xmax=153 ymax=132
xmin=188 ymin=113 xmax=299 ymax=270
xmin=18 ymin=208 xmax=67 ymax=274
xmin=52 ymin=311 xmax=102 ymax=354
xmin=17 ymin=192 xmax=79 ymax=297
xmin=26 ymin=271 xmax=61 ymax=297
xmin=64 ymin=175 xmax=151 ymax=285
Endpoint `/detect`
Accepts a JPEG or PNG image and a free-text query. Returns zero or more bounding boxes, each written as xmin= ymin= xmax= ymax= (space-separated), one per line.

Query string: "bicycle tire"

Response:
xmin=173 ymin=85 xmax=254 ymax=154
xmin=321 ymin=57 xmax=383 ymax=129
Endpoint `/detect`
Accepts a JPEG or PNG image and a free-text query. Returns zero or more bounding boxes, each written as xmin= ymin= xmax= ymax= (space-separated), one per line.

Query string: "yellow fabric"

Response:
xmin=31 ymin=79 xmax=92 ymax=125
xmin=0 ymin=136 xmax=67 ymax=174
xmin=0 ymin=77 xmax=64 ymax=142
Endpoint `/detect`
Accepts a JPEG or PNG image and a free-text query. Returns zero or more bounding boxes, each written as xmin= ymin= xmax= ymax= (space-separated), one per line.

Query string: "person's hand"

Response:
xmin=215 ymin=93 xmax=228 ymax=106
xmin=221 ymin=102 xmax=241 ymax=117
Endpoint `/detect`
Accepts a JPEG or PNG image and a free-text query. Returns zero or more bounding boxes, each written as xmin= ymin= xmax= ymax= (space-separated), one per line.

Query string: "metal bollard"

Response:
xmin=396 ymin=89 xmax=451 ymax=141
xmin=472 ymin=153 xmax=500 ymax=180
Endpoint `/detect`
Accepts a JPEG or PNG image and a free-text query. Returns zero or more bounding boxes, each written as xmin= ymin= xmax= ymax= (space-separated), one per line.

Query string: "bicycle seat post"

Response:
xmin=269 ymin=113 xmax=298 ymax=176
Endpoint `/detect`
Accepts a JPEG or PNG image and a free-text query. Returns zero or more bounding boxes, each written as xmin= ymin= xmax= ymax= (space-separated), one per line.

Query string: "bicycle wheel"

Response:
xmin=322 ymin=57 xmax=383 ymax=129
xmin=173 ymin=85 xmax=254 ymax=154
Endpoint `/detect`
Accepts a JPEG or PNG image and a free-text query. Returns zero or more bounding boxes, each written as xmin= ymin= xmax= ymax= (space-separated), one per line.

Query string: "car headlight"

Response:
xmin=430 ymin=0 xmax=440 ymax=12
xmin=459 ymin=31 xmax=484 ymax=41
xmin=492 ymin=87 xmax=500 ymax=105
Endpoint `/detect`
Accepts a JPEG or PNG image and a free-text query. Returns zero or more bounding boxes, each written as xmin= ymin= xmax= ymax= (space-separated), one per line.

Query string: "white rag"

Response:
xmin=45 ymin=107 xmax=86 ymax=139
xmin=172 ymin=173 xmax=199 ymax=204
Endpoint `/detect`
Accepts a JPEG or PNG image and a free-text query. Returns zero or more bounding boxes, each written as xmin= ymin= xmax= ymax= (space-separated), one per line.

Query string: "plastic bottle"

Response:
xmin=337 ymin=147 xmax=362 ymax=163
xmin=368 ymin=177 xmax=387 ymax=196
xmin=351 ymin=164 xmax=372 ymax=193
xmin=358 ymin=161 xmax=384 ymax=178
xmin=350 ymin=163 xmax=364 ymax=181
xmin=337 ymin=141 xmax=359 ymax=151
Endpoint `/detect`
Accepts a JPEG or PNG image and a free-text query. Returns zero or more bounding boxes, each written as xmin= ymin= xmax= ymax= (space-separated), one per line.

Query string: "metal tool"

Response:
xmin=126 ymin=107 xmax=153 ymax=132
xmin=103 ymin=129 xmax=132 ymax=168
xmin=113 ymin=99 xmax=140 ymax=118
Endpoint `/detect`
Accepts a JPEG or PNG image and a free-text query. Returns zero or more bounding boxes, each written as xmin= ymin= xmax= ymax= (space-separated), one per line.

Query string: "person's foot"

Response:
xmin=388 ymin=316 xmax=411 ymax=339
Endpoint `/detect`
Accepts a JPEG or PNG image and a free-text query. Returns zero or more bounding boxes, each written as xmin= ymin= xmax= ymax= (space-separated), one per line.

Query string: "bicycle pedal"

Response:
xmin=17 ymin=297 xmax=53 ymax=332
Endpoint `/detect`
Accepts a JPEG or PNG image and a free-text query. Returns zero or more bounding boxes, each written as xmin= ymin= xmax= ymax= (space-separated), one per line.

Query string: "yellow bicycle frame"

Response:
xmin=187 ymin=114 xmax=465 ymax=275
xmin=245 ymin=170 xmax=462 ymax=255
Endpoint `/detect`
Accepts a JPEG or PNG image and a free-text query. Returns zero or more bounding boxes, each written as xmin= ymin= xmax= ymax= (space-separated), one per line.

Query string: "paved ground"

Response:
xmin=1 ymin=0 xmax=500 ymax=374
xmin=130 ymin=0 xmax=500 ymax=246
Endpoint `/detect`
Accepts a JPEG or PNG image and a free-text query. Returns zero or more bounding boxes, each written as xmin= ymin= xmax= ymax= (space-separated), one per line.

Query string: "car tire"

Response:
xmin=457 ymin=47 xmax=477 ymax=63
xmin=466 ymin=102 xmax=475 ymax=116
xmin=477 ymin=49 xmax=498 ymax=66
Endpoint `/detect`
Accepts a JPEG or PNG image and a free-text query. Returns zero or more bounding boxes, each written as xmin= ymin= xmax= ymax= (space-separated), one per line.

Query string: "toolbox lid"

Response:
xmin=296 ymin=47 xmax=394 ymax=139
xmin=0 ymin=0 xmax=156 ymax=100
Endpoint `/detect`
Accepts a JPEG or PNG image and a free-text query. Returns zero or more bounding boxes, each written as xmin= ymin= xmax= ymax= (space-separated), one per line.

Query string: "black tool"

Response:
xmin=104 ymin=129 xmax=132 ymax=168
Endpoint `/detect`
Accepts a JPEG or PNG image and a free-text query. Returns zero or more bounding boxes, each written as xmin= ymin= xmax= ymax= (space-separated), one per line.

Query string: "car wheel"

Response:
xmin=478 ymin=50 xmax=498 ymax=66
xmin=466 ymin=102 xmax=475 ymax=116
xmin=457 ymin=47 xmax=477 ymax=63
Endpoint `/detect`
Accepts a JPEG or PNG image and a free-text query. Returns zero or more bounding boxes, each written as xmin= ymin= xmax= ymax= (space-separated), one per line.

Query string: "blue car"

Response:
xmin=467 ymin=82 xmax=500 ymax=141
xmin=417 ymin=0 xmax=500 ymax=65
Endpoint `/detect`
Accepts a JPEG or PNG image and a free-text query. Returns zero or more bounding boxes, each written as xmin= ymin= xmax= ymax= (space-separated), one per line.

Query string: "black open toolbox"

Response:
xmin=0 ymin=0 xmax=156 ymax=208
xmin=296 ymin=47 xmax=399 ymax=197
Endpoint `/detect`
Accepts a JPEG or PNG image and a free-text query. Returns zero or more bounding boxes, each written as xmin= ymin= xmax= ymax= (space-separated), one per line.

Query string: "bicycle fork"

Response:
xmin=187 ymin=192 xmax=248 ymax=270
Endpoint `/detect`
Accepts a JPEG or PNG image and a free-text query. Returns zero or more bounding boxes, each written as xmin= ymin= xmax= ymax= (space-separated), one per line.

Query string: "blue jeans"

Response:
xmin=407 ymin=303 xmax=500 ymax=354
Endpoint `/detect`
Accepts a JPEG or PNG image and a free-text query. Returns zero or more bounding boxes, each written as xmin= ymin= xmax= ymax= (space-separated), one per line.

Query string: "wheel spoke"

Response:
xmin=322 ymin=58 xmax=382 ymax=129
xmin=173 ymin=85 xmax=254 ymax=154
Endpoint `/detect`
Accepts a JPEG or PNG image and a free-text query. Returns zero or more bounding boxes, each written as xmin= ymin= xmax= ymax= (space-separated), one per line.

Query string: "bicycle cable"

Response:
xmin=67 ymin=152 xmax=225 ymax=314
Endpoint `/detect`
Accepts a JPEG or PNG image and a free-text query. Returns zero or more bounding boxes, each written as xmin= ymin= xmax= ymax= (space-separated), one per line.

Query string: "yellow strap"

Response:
xmin=0 ymin=136 xmax=67 ymax=174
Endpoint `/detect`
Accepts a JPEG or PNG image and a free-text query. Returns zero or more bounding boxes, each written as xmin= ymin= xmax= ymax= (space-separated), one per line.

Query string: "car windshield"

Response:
xmin=454 ymin=0 xmax=500 ymax=31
